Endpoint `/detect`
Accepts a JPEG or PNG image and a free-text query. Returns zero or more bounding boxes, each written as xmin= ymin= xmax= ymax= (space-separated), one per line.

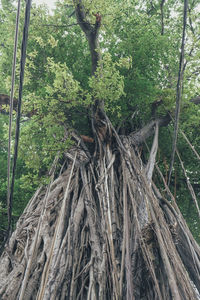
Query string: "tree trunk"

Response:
xmin=0 ymin=128 xmax=200 ymax=299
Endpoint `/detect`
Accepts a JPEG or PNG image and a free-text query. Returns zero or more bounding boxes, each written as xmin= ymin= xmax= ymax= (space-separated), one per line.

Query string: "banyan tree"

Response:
xmin=0 ymin=0 xmax=200 ymax=299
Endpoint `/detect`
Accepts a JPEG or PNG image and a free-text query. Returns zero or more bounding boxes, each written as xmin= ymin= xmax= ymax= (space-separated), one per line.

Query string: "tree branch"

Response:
xmin=160 ymin=0 xmax=165 ymax=35
xmin=0 ymin=94 xmax=18 ymax=113
xmin=146 ymin=122 xmax=159 ymax=181
xmin=126 ymin=114 xmax=170 ymax=146
xmin=73 ymin=0 xmax=101 ymax=75
xmin=74 ymin=2 xmax=92 ymax=34
xmin=190 ymin=96 xmax=200 ymax=105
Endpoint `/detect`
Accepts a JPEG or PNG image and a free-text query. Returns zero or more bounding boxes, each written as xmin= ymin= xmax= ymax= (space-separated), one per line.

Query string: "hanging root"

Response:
xmin=0 ymin=132 xmax=200 ymax=300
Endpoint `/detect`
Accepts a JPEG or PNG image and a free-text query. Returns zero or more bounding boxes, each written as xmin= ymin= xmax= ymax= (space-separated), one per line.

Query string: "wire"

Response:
xmin=168 ymin=0 xmax=188 ymax=186
xmin=8 ymin=0 xmax=32 ymax=236
xmin=7 ymin=0 xmax=21 ymax=240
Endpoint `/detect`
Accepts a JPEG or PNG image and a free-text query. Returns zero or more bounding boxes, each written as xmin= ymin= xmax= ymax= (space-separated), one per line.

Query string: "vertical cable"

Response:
xmin=8 ymin=0 xmax=32 ymax=235
xmin=7 ymin=0 xmax=21 ymax=235
xmin=168 ymin=0 xmax=188 ymax=186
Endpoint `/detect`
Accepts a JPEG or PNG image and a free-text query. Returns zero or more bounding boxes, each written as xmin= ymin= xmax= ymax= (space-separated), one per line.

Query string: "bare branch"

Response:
xmin=176 ymin=149 xmax=200 ymax=219
xmin=146 ymin=122 xmax=159 ymax=181
xmin=73 ymin=0 xmax=101 ymax=74
xmin=0 ymin=94 xmax=18 ymax=112
xmin=127 ymin=114 xmax=170 ymax=146
xmin=160 ymin=0 xmax=165 ymax=35
xmin=190 ymin=96 xmax=200 ymax=105
xmin=74 ymin=1 xmax=92 ymax=34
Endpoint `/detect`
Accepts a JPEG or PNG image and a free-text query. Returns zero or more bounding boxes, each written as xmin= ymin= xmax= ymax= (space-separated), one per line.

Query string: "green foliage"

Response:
xmin=0 ymin=115 xmax=8 ymax=203
xmin=0 ymin=115 xmax=33 ymax=236
xmin=89 ymin=53 xmax=131 ymax=119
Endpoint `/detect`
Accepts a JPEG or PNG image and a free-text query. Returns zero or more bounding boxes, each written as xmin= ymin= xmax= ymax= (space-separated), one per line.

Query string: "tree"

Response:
xmin=0 ymin=0 xmax=200 ymax=299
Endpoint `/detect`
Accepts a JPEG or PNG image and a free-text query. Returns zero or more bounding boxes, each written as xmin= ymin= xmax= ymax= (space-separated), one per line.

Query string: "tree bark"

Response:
xmin=0 ymin=127 xmax=200 ymax=299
